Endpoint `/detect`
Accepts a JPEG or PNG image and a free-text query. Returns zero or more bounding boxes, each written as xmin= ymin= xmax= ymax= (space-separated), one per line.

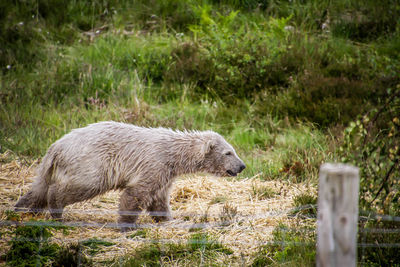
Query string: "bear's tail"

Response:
xmin=15 ymin=152 xmax=54 ymax=213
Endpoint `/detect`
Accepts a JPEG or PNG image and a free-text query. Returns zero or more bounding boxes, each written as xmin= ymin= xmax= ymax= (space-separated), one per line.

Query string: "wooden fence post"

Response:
xmin=317 ymin=163 xmax=360 ymax=267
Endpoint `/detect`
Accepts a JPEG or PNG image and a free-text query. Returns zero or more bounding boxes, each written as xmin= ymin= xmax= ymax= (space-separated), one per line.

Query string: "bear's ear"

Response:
xmin=202 ymin=140 xmax=215 ymax=156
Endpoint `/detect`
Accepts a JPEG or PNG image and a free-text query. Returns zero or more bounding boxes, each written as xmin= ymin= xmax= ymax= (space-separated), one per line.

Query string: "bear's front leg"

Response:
xmin=147 ymin=189 xmax=172 ymax=222
xmin=118 ymin=187 xmax=151 ymax=232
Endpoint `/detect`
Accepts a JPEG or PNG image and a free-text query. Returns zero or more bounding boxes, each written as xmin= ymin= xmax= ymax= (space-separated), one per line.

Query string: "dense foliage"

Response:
xmin=341 ymin=86 xmax=400 ymax=214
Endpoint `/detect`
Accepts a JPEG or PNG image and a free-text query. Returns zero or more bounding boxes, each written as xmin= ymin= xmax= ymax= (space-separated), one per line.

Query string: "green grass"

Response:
xmin=129 ymin=229 xmax=148 ymax=239
xmin=291 ymin=193 xmax=318 ymax=218
xmin=251 ymin=224 xmax=316 ymax=267
xmin=251 ymin=183 xmax=277 ymax=200
xmin=81 ymin=238 xmax=115 ymax=255
xmin=121 ymin=232 xmax=234 ymax=266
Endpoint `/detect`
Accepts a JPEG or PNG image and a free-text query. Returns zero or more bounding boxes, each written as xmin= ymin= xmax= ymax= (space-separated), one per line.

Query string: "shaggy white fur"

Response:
xmin=15 ymin=121 xmax=245 ymax=229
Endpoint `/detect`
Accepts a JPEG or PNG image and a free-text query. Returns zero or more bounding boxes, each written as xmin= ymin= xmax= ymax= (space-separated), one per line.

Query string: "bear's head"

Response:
xmin=200 ymin=132 xmax=246 ymax=177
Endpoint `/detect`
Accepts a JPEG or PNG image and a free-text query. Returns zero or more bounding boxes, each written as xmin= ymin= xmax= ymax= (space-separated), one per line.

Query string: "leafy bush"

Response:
xmin=165 ymin=41 xmax=213 ymax=92
xmin=253 ymin=33 xmax=390 ymax=126
xmin=183 ymin=6 xmax=294 ymax=99
xmin=341 ymin=85 xmax=400 ymax=215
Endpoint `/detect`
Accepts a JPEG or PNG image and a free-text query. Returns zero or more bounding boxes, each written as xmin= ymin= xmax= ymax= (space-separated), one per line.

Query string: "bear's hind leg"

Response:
xmin=47 ymin=184 xmax=64 ymax=220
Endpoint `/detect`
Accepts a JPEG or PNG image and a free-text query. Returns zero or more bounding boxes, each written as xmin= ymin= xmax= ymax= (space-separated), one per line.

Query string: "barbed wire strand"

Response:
xmin=2 ymin=204 xmax=317 ymax=221
xmin=2 ymin=219 xmax=398 ymax=236
xmin=0 ymin=219 xmax=312 ymax=232
xmin=5 ymin=205 xmax=400 ymax=221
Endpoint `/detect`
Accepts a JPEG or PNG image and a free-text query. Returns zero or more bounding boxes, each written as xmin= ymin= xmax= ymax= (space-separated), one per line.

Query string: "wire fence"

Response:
xmin=1 ymin=197 xmax=399 ymax=267
xmin=1 ymin=205 xmax=400 ymax=247
xmin=1 ymin=204 xmax=316 ymax=265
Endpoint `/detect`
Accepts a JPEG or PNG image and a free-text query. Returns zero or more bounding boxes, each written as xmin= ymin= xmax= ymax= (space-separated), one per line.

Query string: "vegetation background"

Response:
xmin=1 ymin=0 xmax=399 ymax=265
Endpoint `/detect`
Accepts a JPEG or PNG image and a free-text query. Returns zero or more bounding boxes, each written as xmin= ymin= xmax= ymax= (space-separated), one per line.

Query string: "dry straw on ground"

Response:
xmin=0 ymin=152 xmax=316 ymax=265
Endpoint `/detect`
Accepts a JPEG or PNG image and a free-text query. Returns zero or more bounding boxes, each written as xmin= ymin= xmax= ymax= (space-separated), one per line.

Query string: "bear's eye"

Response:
xmin=225 ymin=151 xmax=232 ymax=156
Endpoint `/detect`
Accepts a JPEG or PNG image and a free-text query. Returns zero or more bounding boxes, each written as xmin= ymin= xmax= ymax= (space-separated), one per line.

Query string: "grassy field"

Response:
xmin=1 ymin=0 xmax=400 ymax=265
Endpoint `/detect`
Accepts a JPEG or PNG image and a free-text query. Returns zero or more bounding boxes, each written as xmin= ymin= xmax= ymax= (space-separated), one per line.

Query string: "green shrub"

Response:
xmin=183 ymin=6 xmax=294 ymax=99
xmin=0 ymin=0 xmax=112 ymax=67
xmin=252 ymin=33 xmax=389 ymax=126
xmin=165 ymin=41 xmax=213 ymax=92
xmin=341 ymin=86 xmax=400 ymax=215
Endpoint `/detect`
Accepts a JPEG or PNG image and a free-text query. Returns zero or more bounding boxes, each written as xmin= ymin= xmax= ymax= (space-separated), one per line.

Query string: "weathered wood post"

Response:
xmin=317 ymin=163 xmax=360 ymax=267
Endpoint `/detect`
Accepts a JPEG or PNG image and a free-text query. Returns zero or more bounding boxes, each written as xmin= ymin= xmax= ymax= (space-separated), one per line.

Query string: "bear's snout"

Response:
xmin=239 ymin=163 xmax=246 ymax=172
xmin=226 ymin=162 xmax=246 ymax=177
